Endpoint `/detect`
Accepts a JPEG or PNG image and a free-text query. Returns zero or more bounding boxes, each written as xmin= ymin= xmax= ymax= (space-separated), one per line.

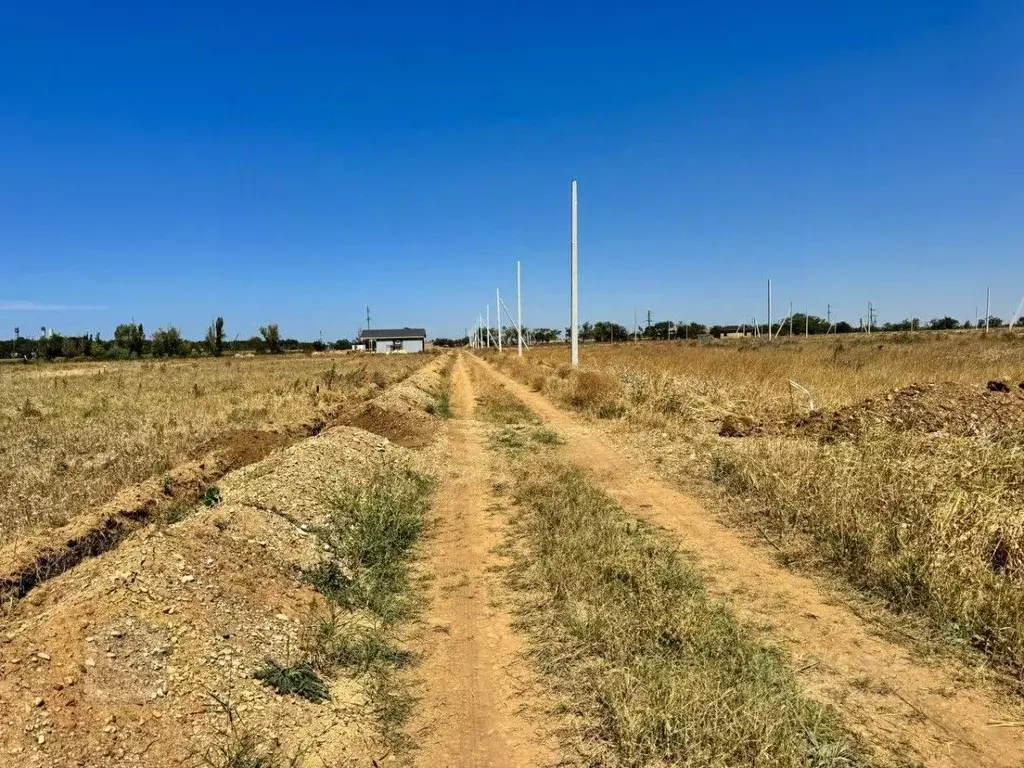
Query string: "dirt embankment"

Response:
xmin=721 ymin=380 xmax=1024 ymax=440
xmin=0 ymin=427 xmax=419 ymax=767
xmin=0 ymin=355 xmax=449 ymax=608
xmin=339 ymin=355 xmax=449 ymax=449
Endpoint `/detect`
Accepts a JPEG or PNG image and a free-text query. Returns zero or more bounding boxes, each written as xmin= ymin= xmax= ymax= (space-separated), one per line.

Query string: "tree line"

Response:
xmin=0 ymin=319 xmax=361 ymax=360
xmin=434 ymin=313 xmax=1024 ymax=348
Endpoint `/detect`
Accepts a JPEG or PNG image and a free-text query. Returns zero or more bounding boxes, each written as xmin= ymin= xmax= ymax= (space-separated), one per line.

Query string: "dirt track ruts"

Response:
xmin=412 ymin=355 xmax=554 ymax=767
xmin=468 ymin=352 xmax=1024 ymax=768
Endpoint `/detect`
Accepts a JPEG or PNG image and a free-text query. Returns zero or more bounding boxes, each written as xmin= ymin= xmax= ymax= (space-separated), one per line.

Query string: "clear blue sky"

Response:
xmin=2 ymin=1 xmax=1022 ymax=340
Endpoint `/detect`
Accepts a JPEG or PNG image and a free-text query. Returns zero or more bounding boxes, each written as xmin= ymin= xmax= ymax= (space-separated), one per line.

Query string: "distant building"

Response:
xmin=358 ymin=327 xmax=427 ymax=354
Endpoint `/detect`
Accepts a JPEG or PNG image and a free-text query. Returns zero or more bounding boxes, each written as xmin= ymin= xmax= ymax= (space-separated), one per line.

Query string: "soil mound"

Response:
xmin=793 ymin=381 xmax=1024 ymax=440
xmin=0 ymin=426 xmax=412 ymax=767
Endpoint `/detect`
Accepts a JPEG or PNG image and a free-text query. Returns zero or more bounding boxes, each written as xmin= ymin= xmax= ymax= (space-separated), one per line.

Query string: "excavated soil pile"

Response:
xmin=0 ymin=426 xmax=415 ymax=768
xmin=795 ymin=381 xmax=1024 ymax=440
xmin=719 ymin=381 xmax=1024 ymax=441
xmin=340 ymin=356 xmax=448 ymax=447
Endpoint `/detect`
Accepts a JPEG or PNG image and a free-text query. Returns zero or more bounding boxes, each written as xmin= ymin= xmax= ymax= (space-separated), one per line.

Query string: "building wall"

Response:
xmin=370 ymin=338 xmax=425 ymax=353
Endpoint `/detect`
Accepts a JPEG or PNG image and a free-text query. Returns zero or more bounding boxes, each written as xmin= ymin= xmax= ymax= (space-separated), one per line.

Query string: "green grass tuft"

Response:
xmin=309 ymin=468 xmax=432 ymax=623
xmin=255 ymin=659 xmax=330 ymax=703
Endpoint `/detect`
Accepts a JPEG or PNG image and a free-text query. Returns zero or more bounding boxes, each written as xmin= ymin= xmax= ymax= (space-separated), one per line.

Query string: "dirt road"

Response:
xmin=413 ymin=356 xmax=554 ymax=767
xmin=468 ymin=353 xmax=1024 ymax=768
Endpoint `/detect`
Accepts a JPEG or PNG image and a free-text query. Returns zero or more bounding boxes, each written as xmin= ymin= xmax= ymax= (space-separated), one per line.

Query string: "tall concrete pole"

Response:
xmin=517 ymin=260 xmax=523 ymax=356
xmin=486 ymin=305 xmax=490 ymax=348
xmin=767 ymin=278 xmax=772 ymax=342
xmin=496 ymin=289 xmax=502 ymax=352
xmin=570 ymin=180 xmax=579 ymax=366
xmin=986 ymin=287 xmax=991 ymax=334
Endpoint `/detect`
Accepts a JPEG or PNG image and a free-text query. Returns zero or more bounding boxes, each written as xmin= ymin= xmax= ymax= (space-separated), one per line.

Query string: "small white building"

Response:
xmin=358 ymin=327 xmax=427 ymax=354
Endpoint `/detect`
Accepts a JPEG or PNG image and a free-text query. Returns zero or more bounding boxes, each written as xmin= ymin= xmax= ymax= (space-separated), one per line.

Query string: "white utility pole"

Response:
xmin=986 ymin=287 xmax=991 ymax=334
xmin=517 ymin=260 xmax=523 ymax=356
xmin=767 ymin=278 xmax=772 ymax=342
xmin=570 ymin=179 xmax=579 ymax=366
xmin=486 ymin=305 xmax=490 ymax=348
xmin=496 ymin=289 xmax=502 ymax=352
xmin=789 ymin=301 xmax=794 ymax=336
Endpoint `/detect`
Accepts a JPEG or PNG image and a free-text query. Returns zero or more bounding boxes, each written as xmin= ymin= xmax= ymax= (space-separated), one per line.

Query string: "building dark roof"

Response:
xmin=358 ymin=327 xmax=427 ymax=341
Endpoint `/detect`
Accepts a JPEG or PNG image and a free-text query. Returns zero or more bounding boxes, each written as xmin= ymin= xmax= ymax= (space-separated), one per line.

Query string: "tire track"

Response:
xmin=412 ymin=355 xmax=554 ymax=767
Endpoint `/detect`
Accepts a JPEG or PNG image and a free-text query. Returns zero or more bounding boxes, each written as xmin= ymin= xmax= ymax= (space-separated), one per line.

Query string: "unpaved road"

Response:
xmin=413 ymin=356 xmax=554 ymax=767
xmin=468 ymin=353 xmax=1024 ymax=768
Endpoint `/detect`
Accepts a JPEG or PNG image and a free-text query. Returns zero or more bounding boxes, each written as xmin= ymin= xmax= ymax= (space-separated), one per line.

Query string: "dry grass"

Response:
xmin=501 ymin=458 xmax=864 ymax=767
xmin=494 ymin=332 xmax=1024 ymax=422
xmin=0 ymin=354 xmax=425 ymax=543
xmin=483 ymin=332 xmax=1024 ymax=671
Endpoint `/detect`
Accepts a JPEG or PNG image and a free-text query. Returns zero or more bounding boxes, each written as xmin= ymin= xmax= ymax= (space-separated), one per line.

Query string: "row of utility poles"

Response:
xmin=468 ymin=260 xmax=526 ymax=355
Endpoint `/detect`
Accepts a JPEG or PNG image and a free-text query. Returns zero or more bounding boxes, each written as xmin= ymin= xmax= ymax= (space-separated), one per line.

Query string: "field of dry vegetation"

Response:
xmin=0 ymin=354 xmax=425 ymax=544
xmin=488 ymin=332 xmax=1024 ymax=672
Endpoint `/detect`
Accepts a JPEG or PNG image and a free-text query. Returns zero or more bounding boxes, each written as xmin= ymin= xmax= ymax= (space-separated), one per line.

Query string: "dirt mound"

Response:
xmin=340 ymin=403 xmax=434 ymax=448
xmin=0 ymin=426 xmax=412 ymax=767
xmin=370 ymin=355 xmax=447 ymax=415
xmin=793 ymin=381 xmax=1024 ymax=440
xmin=198 ymin=428 xmax=297 ymax=466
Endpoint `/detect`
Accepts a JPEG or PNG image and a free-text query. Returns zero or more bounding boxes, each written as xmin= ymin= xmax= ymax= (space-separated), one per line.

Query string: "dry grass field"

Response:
xmin=489 ymin=333 xmax=1024 ymax=672
xmin=0 ymin=354 xmax=424 ymax=544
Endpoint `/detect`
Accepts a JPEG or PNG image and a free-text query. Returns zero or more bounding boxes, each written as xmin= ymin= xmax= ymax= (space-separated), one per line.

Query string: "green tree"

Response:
xmin=204 ymin=316 xmax=225 ymax=356
xmin=205 ymin=316 xmax=225 ymax=357
xmin=152 ymin=326 xmax=185 ymax=357
xmin=37 ymin=333 xmax=64 ymax=360
xmin=259 ymin=323 xmax=281 ymax=354
xmin=114 ymin=323 xmax=145 ymax=357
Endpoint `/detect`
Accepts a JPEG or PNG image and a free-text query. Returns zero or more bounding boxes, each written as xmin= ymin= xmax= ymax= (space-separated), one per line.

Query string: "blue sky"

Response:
xmin=2 ymin=1 xmax=1022 ymax=340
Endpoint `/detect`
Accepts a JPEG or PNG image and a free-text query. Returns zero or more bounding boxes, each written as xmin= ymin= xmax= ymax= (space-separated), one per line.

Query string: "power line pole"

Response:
xmin=570 ymin=179 xmax=579 ymax=367
xmin=365 ymin=306 xmax=371 ymax=331
xmin=986 ymin=286 xmax=991 ymax=334
xmin=486 ymin=305 xmax=490 ymax=348
xmin=496 ymin=289 xmax=502 ymax=352
xmin=517 ymin=261 xmax=523 ymax=356
xmin=767 ymin=278 xmax=772 ymax=342
xmin=789 ymin=301 xmax=793 ymax=336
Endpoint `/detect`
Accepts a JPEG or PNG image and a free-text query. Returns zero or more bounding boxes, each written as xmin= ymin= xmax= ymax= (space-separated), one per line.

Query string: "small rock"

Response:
xmin=84 ymin=659 xmax=96 ymax=668
xmin=987 ymin=380 xmax=1010 ymax=393
xmin=36 ymin=735 xmax=45 ymax=745
xmin=179 ymin=575 xmax=195 ymax=584
xmin=36 ymin=652 xmax=50 ymax=661
xmin=33 ymin=698 xmax=44 ymax=708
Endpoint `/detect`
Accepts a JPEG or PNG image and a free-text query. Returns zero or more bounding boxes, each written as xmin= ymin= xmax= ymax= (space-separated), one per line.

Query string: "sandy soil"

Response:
xmin=470 ymin=353 xmax=1024 ymax=768
xmin=411 ymin=356 xmax=555 ymax=767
